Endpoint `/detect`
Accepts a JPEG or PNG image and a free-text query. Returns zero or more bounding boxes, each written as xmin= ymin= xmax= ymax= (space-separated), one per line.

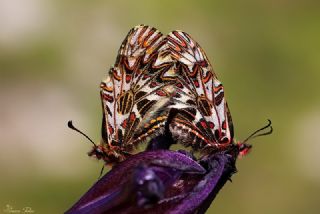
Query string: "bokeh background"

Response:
xmin=1 ymin=0 xmax=319 ymax=213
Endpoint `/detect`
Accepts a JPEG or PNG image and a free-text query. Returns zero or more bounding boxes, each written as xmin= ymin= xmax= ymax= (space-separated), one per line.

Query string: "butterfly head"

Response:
xmin=68 ymin=120 xmax=130 ymax=165
xmin=88 ymin=143 xmax=131 ymax=165
xmin=88 ymin=145 xmax=106 ymax=160
xmin=234 ymin=119 xmax=273 ymax=158
xmin=236 ymin=142 xmax=252 ymax=157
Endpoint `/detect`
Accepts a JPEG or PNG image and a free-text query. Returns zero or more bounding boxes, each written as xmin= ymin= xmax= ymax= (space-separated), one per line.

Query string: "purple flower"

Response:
xmin=66 ymin=150 xmax=237 ymax=214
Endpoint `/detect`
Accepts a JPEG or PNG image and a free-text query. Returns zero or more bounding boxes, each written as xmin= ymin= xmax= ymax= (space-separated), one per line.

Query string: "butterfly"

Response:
xmin=162 ymin=30 xmax=272 ymax=157
xmin=162 ymin=31 xmax=234 ymax=152
xmin=87 ymin=25 xmax=181 ymax=165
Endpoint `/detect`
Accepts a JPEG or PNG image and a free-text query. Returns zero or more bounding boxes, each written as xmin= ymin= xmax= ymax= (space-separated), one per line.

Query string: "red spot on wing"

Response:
xmin=156 ymin=90 xmax=166 ymax=96
xmin=130 ymin=112 xmax=136 ymax=121
xmin=126 ymin=75 xmax=132 ymax=83
xmin=176 ymin=83 xmax=183 ymax=88
xmin=222 ymin=121 xmax=227 ymax=130
xmin=194 ymin=80 xmax=200 ymax=88
xmin=199 ymin=60 xmax=208 ymax=67
xmin=143 ymin=74 xmax=150 ymax=80
xmin=200 ymin=120 xmax=207 ymax=129
xmin=150 ymin=82 xmax=158 ymax=88
xmin=108 ymin=125 xmax=114 ymax=135
xmin=121 ymin=120 xmax=127 ymax=129
xmin=208 ymin=122 xmax=215 ymax=129
xmin=102 ymin=94 xmax=114 ymax=102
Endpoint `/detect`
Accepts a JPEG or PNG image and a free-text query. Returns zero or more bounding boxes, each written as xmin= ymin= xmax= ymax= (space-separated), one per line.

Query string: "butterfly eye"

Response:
xmin=238 ymin=143 xmax=252 ymax=152
xmin=238 ymin=144 xmax=245 ymax=151
xmin=238 ymin=143 xmax=252 ymax=157
xmin=95 ymin=148 xmax=103 ymax=154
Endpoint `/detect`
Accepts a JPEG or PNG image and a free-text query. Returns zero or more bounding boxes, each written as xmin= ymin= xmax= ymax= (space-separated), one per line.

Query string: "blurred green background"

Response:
xmin=1 ymin=0 xmax=319 ymax=213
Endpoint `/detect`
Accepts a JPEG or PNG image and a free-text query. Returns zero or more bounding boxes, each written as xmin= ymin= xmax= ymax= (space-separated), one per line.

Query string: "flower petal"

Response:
xmin=66 ymin=150 xmax=206 ymax=214
xmin=167 ymin=153 xmax=236 ymax=214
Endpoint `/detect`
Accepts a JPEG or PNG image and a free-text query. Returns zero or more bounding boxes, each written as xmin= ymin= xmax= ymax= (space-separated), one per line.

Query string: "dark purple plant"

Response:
xmin=65 ymin=149 xmax=237 ymax=214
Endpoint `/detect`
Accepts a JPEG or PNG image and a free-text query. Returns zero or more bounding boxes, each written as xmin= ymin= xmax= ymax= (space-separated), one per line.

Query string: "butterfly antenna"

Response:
xmin=98 ymin=165 xmax=105 ymax=179
xmin=68 ymin=120 xmax=97 ymax=147
xmin=242 ymin=119 xmax=273 ymax=144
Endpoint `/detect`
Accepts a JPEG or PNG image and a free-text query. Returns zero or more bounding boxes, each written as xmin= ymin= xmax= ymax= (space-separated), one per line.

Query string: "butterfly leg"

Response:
xmin=98 ymin=165 xmax=105 ymax=179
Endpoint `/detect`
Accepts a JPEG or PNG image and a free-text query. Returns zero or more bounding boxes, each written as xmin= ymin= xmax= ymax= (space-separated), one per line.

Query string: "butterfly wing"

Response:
xmin=100 ymin=25 xmax=177 ymax=152
xmin=165 ymin=31 xmax=234 ymax=151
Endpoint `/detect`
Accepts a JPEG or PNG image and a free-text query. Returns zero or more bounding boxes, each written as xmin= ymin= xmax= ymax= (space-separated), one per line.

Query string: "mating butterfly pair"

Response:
xmin=69 ymin=25 xmax=271 ymax=166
